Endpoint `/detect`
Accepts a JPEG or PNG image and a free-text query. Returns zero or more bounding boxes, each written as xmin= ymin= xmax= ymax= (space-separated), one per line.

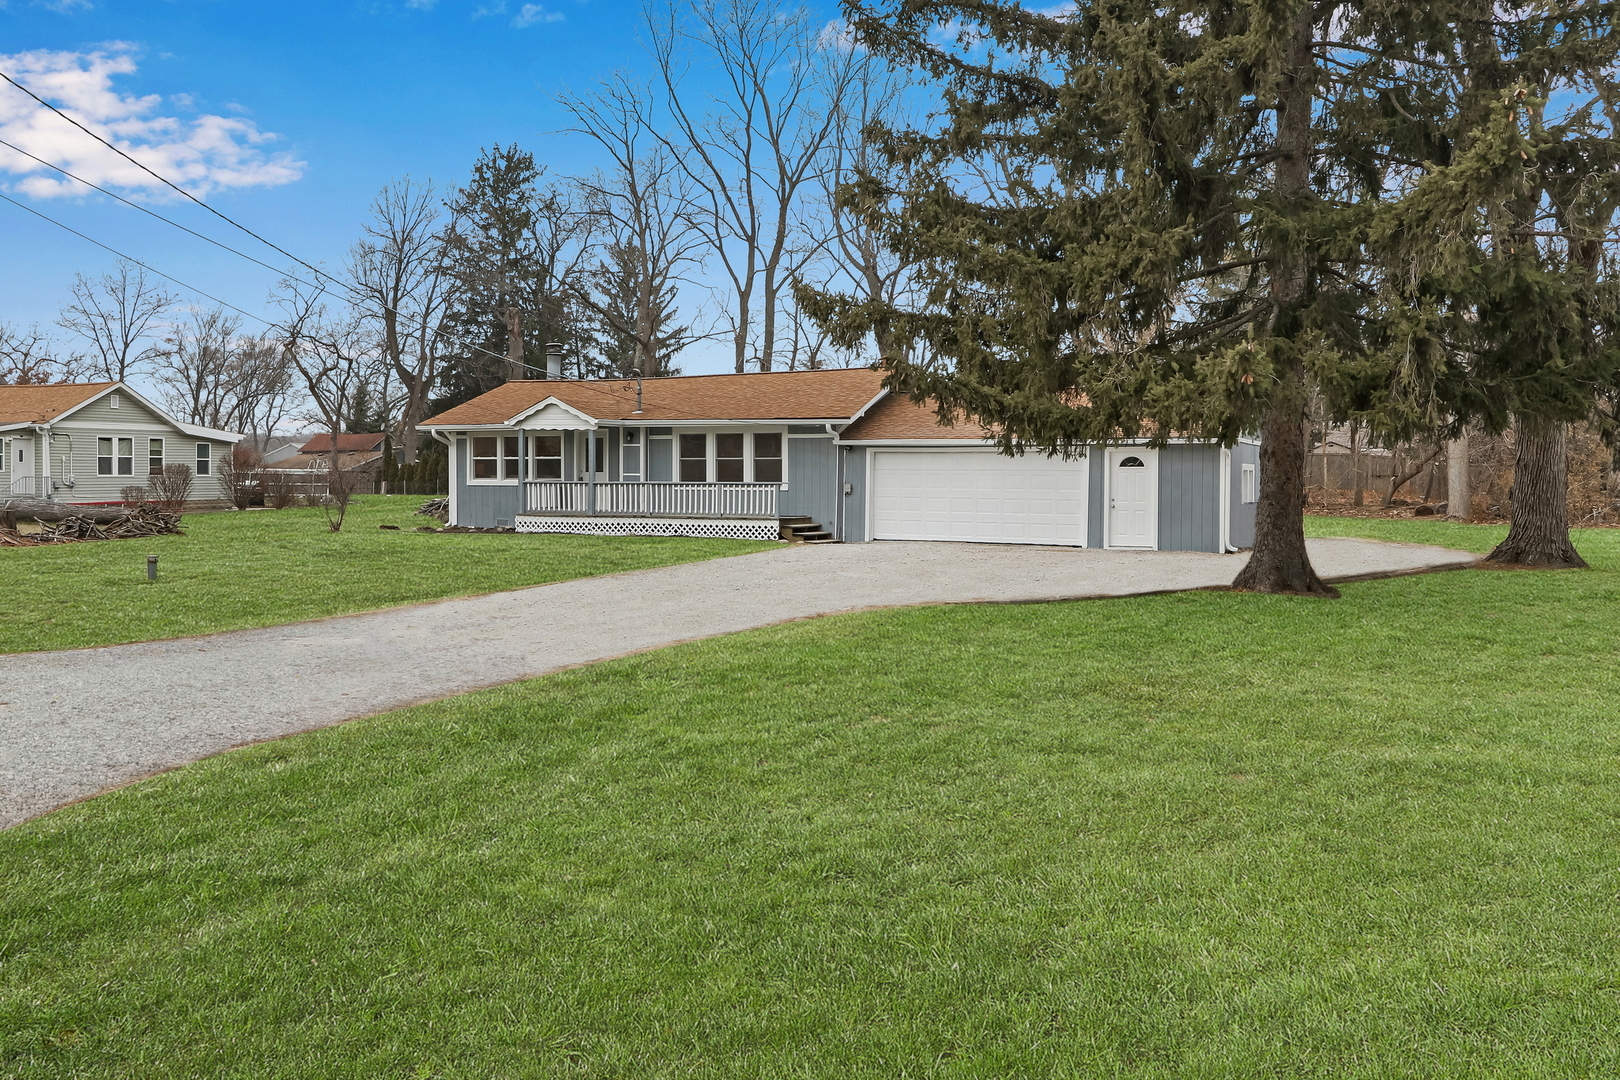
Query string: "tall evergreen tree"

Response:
xmin=815 ymin=0 xmax=1606 ymax=592
xmin=1365 ymin=2 xmax=1620 ymax=567
xmin=437 ymin=147 xmax=581 ymax=409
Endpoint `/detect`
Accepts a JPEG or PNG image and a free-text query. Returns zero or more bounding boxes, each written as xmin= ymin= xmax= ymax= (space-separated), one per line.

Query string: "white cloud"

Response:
xmin=512 ymin=3 xmax=563 ymax=26
xmin=404 ymin=0 xmax=437 ymax=8
xmin=0 ymin=45 xmax=305 ymax=200
xmin=38 ymin=0 xmax=94 ymax=11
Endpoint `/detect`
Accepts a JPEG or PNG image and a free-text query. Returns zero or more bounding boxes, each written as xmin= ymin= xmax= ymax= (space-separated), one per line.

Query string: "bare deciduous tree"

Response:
xmin=151 ymin=310 xmax=294 ymax=437
xmin=349 ymin=179 xmax=452 ymax=462
xmin=0 ymin=323 xmax=81 ymax=384
xmin=560 ymin=76 xmax=703 ymax=378
xmin=56 ymin=260 xmax=177 ymax=383
xmin=647 ymin=0 xmax=862 ymax=372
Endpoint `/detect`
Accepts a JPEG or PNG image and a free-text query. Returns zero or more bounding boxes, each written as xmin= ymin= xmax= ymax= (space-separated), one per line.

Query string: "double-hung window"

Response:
xmin=679 ymin=433 xmax=707 ymax=482
xmin=530 ymin=435 xmax=563 ymax=479
xmin=472 ymin=435 xmax=522 ymax=480
xmin=99 ymin=437 xmax=134 ymax=476
xmin=0 ymin=439 xmax=7 ymax=474
xmin=195 ymin=443 xmax=211 ymax=476
xmin=752 ymin=433 xmax=783 ymax=483
xmin=1241 ymin=463 xmax=1257 ymax=504
xmin=714 ymin=433 xmax=745 ymax=482
xmin=148 ymin=439 xmax=164 ymax=476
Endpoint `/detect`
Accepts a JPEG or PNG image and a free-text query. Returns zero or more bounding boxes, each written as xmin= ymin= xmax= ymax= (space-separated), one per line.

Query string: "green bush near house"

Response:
xmin=0 ymin=496 xmax=776 ymax=653
xmin=2 ymin=519 xmax=1618 ymax=1077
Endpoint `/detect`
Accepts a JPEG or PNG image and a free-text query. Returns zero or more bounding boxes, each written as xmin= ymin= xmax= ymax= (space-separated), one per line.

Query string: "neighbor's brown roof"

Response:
xmin=297 ymin=432 xmax=387 ymax=454
xmin=840 ymin=393 xmax=995 ymax=442
xmin=420 ymin=368 xmax=887 ymax=427
xmin=0 ymin=382 xmax=116 ymax=425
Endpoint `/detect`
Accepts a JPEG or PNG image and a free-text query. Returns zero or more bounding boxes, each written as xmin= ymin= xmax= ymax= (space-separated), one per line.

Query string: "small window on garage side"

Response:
xmin=531 ymin=435 xmax=563 ymax=479
xmin=1241 ymin=463 xmax=1257 ymax=503
xmin=148 ymin=438 xmax=164 ymax=475
xmin=753 ymin=433 xmax=783 ymax=483
xmin=679 ymin=433 xmax=707 ymax=482
xmin=715 ymin=433 xmax=744 ymax=482
xmin=503 ymin=436 xmax=520 ymax=479
xmin=472 ymin=436 xmax=499 ymax=479
xmin=116 ymin=438 xmax=133 ymax=476
xmin=196 ymin=443 xmax=211 ymax=476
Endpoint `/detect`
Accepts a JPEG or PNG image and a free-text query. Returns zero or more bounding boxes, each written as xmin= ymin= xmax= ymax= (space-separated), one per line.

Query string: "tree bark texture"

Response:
xmin=1231 ymin=5 xmax=1334 ymax=596
xmin=1231 ymin=380 xmax=1339 ymax=596
xmin=0 ymin=499 xmax=132 ymax=525
xmin=1445 ymin=430 xmax=1470 ymax=521
xmin=1485 ymin=420 xmax=1587 ymax=567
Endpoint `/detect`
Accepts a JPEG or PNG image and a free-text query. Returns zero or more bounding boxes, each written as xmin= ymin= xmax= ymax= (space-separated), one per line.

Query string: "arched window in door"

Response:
xmin=1118 ymin=456 xmax=1146 ymax=468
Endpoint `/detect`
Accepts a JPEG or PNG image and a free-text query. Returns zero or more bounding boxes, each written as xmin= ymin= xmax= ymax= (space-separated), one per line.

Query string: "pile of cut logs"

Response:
xmin=0 ymin=499 xmax=184 ymax=546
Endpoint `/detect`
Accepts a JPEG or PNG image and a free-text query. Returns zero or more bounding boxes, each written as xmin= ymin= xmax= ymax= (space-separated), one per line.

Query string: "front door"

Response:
xmin=576 ymin=431 xmax=607 ymax=481
xmin=9 ymin=435 xmax=34 ymax=495
xmin=1108 ymin=448 xmax=1158 ymax=548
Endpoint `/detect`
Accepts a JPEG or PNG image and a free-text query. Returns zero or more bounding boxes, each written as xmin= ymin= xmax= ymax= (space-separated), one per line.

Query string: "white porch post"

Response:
xmin=587 ymin=428 xmax=597 ymax=516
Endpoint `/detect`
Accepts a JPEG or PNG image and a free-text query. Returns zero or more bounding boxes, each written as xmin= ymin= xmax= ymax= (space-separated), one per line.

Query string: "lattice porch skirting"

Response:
xmin=516 ymin=515 xmax=782 ymax=541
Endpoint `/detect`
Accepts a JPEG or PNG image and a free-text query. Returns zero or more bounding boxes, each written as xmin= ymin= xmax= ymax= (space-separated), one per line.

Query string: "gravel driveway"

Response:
xmin=0 ymin=537 xmax=1475 ymax=829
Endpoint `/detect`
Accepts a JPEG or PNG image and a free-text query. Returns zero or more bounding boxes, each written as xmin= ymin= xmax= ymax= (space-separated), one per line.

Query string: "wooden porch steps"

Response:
xmin=779 ymin=516 xmax=837 ymax=543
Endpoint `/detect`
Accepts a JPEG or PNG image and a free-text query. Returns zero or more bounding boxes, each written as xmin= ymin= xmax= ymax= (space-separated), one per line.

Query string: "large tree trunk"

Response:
xmin=1445 ymin=429 xmax=1470 ymax=521
xmin=1232 ymin=380 xmax=1338 ymax=596
xmin=503 ymin=306 xmax=525 ymax=383
xmin=1485 ymin=420 xmax=1586 ymax=567
xmin=1232 ymin=4 xmax=1334 ymax=597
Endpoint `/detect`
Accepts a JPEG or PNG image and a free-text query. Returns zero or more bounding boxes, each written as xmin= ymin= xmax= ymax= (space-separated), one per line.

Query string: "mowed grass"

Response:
xmin=5 ymin=520 xmax=1620 ymax=1077
xmin=0 ymin=496 xmax=776 ymax=653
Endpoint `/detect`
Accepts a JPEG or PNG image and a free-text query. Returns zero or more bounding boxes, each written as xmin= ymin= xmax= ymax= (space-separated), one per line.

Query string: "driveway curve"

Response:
xmin=1 ymin=537 xmax=1475 ymax=829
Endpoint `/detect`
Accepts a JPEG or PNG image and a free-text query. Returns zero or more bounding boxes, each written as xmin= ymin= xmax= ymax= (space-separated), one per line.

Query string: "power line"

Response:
xmin=0 ymin=189 xmax=275 ymax=330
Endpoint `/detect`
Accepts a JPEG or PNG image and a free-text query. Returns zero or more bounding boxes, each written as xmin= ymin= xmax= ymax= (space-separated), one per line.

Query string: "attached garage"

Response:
xmin=869 ymin=449 xmax=1087 ymax=546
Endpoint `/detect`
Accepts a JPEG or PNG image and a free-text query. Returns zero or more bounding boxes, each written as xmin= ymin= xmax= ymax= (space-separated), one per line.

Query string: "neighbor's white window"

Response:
xmin=148 ymin=438 xmax=164 ymax=476
xmin=196 ymin=443 xmax=211 ymax=476
xmin=530 ymin=435 xmax=563 ymax=479
xmin=102 ymin=437 xmax=134 ymax=476
xmin=1241 ymin=463 xmax=1257 ymax=504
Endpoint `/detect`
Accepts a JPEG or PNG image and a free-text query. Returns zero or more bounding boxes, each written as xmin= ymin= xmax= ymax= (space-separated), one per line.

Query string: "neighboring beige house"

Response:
xmin=0 ymin=382 xmax=242 ymax=505
xmin=273 ymin=432 xmax=388 ymax=476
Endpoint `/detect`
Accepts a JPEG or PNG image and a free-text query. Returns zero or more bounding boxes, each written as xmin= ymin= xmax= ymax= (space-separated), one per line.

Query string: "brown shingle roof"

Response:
xmin=0 ymin=382 xmax=116 ymax=425
xmin=840 ymin=393 xmax=995 ymax=442
xmin=420 ymin=368 xmax=887 ymax=428
xmin=297 ymin=432 xmax=387 ymax=454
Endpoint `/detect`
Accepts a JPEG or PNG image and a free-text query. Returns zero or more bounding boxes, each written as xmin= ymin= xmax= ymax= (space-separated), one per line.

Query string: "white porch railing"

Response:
xmin=524 ymin=480 xmax=780 ymax=519
xmin=3 ymin=477 xmax=37 ymax=497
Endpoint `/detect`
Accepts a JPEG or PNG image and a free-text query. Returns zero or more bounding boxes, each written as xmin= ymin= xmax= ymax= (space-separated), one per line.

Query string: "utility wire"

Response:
xmin=0 ymin=189 xmax=275 ymax=330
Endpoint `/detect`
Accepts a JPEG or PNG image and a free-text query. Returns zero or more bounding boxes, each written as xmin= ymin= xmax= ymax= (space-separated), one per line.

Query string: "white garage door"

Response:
xmin=870 ymin=450 xmax=1087 ymax=546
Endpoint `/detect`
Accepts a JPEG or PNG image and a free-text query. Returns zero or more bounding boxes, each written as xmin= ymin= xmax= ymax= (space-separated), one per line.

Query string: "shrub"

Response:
xmin=148 ymin=464 xmax=194 ymax=512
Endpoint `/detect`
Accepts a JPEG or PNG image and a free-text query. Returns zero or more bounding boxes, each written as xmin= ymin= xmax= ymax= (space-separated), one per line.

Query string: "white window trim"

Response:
xmin=527 ymin=431 xmax=565 ymax=481
xmin=1241 ymin=462 xmax=1258 ymax=504
xmin=148 ymin=437 xmax=165 ymax=477
xmin=467 ymin=432 xmax=521 ymax=485
xmin=196 ymin=442 xmax=212 ymax=476
xmin=100 ymin=435 xmax=137 ymax=477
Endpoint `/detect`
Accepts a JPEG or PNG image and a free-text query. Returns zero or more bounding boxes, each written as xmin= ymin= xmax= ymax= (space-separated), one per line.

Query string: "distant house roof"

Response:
xmin=840 ymin=394 xmax=992 ymax=442
xmin=297 ymin=432 xmax=387 ymax=454
xmin=420 ymin=368 xmax=888 ymax=428
xmin=0 ymin=382 xmax=118 ymax=425
xmin=0 ymin=381 xmax=241 ymax=441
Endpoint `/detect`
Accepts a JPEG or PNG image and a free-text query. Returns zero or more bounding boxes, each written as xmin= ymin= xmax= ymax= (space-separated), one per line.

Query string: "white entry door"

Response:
xmin=8 ymin=436 xmax=34 ymax=496
xmin=870 ymin=449 xmax=1086 ymax=546
xmin=1107 ymin=448 xmax=1158 ymax=548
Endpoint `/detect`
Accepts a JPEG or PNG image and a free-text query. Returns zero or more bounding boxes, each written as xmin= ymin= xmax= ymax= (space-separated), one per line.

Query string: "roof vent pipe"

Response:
xmin=545 ymin=342 xmax=564 ymax=380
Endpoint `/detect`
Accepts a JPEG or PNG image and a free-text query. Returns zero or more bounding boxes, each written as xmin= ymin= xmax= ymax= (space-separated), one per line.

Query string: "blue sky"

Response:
xmin=1 ymin=0 xmax=789 ymax=375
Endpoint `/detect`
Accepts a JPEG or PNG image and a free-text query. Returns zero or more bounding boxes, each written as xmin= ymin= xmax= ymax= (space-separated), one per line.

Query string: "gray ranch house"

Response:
xmin=419 ymin=368 xmax=1259 ymax=551
xmin=0 ymin=382 xmax=242 ymax=505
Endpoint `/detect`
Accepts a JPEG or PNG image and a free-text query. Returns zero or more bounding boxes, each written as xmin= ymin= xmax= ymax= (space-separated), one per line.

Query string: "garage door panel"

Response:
xmin=871 ymin=451 xmax=1086 ymax=546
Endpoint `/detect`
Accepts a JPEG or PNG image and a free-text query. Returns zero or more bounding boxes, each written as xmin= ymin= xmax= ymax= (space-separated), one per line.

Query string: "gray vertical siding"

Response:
xmin=782 ymin=436 xmax=837 ymax=528
xmin=453 ymin=438 xmax=521 ymax=527
xmin=1158 ymin=443 xmax=1220 ymax=553
xmin=1086 ymin=449 xmax=1105 ymax=548
xmin=840 ymin=445 xmax=867 ymax=541
xmin=1229 ymin=441 xmax=1259 ymax=548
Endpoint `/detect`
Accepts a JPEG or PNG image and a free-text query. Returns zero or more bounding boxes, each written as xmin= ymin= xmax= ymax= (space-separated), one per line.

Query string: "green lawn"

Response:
xmin=0 ymin=496 xmax=776 ymax=653
xmin=4 ymin=520 xmax=1619 ymax=1076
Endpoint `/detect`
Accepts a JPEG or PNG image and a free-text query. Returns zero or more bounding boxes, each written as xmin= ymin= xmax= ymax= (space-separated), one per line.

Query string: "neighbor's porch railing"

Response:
xmin=524 ymin=480 xmax=780 ymax=519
